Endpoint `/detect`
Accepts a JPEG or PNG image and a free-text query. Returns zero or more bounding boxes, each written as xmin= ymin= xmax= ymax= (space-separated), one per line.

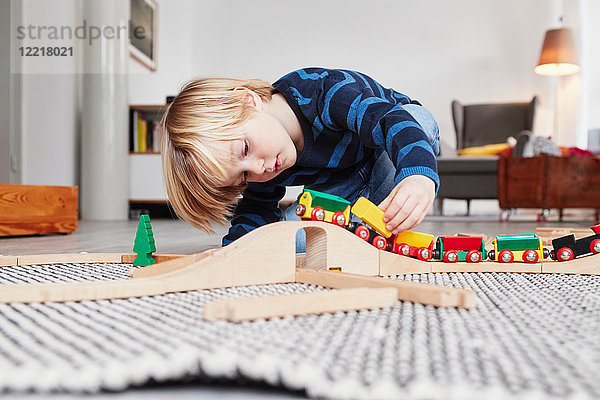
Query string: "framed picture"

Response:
xmin=130 ymin=0 xmax=158 ymax=71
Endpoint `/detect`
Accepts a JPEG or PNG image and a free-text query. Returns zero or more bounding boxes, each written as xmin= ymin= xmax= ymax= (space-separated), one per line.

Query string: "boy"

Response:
xmin=161 ymin=67 xmax=439 ymax=247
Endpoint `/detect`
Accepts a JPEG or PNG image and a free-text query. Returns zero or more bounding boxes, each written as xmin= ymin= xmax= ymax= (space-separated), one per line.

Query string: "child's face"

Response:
xmin=215 ymin=111 xmax=298 ymax=187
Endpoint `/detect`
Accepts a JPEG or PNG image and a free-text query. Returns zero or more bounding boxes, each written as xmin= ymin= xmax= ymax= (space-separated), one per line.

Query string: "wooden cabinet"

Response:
xmin=0 ymin=184 xmax=78 ymax=236
xmin=498 ymin=155 xmax=600 ymax=219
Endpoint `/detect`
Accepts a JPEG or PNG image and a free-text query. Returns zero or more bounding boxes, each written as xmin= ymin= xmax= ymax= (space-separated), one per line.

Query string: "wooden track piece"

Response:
xmin=431 ymin=261 xmax=542 ymax=274
xmin=130 ymin=253 xmax=207 ymax=278
xmin=0 ymin=254 xmax=266 ymax=304
xmin=203 ymin=287 xmax=398 ymax=322
xmin=0 ymin=256 xmax=18 ymax=267
xmin=541 ymin=256 xmax=600 ymax=275
xmin=379 ymin=251 xmax=432 ymax=275
xmin=0 ymin=276 xmax=169 ymax=303
xmin=296 ymin=268 xmax=476 ymax=309
xmin=122 ymin=253 xmax=186 ymax=265
xmin=133 ymin=221 xmax=381 ymax=278
xmin=17 ymin=253 xmax=123 ymax=266
xmin=0 ymin=222 xmax=300 ymax=303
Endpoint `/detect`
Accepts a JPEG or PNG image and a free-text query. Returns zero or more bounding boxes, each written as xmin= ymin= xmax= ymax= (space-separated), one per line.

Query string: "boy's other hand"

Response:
xmin=379 ymin=175 xmax=435 ymax=234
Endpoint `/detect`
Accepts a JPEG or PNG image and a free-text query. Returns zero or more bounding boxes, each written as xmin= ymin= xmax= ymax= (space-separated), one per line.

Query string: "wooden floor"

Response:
xmin=0 ymin=200 xmax=596 ymax=257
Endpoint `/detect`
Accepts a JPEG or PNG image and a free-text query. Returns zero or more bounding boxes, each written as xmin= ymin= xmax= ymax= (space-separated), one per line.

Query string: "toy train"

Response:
xmin=296 ymin=189 xmax=600 ymax=263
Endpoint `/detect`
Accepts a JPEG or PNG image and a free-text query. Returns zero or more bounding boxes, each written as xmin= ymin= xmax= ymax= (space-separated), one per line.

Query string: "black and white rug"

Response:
xmin=0 ymin=262 xmax=599 ymax=399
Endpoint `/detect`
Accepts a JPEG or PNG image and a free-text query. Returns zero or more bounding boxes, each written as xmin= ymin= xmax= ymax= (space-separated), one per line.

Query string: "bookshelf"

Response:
xmin=129 ymin=104 xmax=166 ymax=154
xmin=129 ymin=104 xmax=169 ymax=218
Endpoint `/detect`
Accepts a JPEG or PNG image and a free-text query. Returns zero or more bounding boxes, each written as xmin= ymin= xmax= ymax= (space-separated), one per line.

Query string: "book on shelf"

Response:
xmin=152 ymin=120 xmax=161 ymax=152
xmin=129 ymin=109 xmax=138 ymax=152
xmin=137 ymin=117 xmax=147 ymax=153
xmin=129 ymin=105 xmax=164 ymax=154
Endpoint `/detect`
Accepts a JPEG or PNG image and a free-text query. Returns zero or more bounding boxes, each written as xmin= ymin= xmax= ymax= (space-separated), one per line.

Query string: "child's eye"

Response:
xmin=243 ymin=141 xmax=249 ymax=157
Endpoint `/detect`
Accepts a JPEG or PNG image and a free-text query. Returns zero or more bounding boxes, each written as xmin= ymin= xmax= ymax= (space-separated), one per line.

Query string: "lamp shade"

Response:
xmin=535 ymin=28 xmax=580 ymax=76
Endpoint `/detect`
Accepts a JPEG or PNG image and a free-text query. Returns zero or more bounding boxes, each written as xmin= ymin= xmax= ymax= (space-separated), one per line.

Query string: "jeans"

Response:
xmin=284 ymin=104 xmax=439 ymax=252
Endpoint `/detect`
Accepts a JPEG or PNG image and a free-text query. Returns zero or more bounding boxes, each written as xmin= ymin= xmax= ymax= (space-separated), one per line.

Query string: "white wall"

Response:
xmin=15 ymin=0 xmax=81 ymax=186
xmin=0 ymin=0 xmax=10 ymax=183
xmin=585 ymin=0 xmax=600 ymax=131
xmin=128 ymin=0 xmax=195 ymax=104
xmin=10 ymin=0 xmax=598 ymax=187
xmin=187 ymin=0 xmax=571 ymax=150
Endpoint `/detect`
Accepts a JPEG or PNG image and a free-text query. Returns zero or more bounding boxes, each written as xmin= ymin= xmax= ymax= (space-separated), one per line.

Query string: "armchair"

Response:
xmin=436 ymin=97 xmax=538 ymax=215
xmin=452 ymin=97 xmax=537 ymax=150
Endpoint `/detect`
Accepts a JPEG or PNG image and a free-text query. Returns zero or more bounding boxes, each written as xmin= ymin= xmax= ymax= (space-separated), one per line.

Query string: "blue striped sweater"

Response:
xmin=222 ymin=67 xmax=438 ymax=245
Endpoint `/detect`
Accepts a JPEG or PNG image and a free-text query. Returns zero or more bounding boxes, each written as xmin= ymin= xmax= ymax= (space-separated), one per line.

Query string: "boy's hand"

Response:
xmin=378 ymin=175 xmax=435 ymax=234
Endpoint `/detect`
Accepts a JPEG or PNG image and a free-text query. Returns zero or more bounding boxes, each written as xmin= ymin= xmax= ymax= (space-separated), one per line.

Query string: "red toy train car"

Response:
xmin=432 ymin=236 xmax=486 ymax=263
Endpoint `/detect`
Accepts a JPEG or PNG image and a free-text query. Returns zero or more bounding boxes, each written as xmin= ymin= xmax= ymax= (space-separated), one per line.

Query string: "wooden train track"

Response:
xmin=0 ymin=221 xmax=599 ymax=320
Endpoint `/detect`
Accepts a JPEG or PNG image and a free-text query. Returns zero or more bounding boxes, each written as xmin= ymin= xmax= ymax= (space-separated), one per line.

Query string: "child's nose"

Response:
xmin=258 ymin=158 xmax=266 ymax=172
xmin=251 ymin=158 xmax=265 ymax=174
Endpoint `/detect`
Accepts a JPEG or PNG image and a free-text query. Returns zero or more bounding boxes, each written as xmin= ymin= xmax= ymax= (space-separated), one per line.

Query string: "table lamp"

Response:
xmin=535 ymin=27 xmax=580 ymax=144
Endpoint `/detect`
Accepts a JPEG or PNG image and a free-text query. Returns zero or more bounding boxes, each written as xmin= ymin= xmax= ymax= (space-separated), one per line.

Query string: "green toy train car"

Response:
xmin=488 ymin=234 xmax=550 ymax=263
xmin=295 ymin=189 xmax=352 ymax=227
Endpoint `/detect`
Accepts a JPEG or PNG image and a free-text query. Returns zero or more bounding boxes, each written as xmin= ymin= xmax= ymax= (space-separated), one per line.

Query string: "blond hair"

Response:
xmin=161 ymin=77 xmax=275 ymax=233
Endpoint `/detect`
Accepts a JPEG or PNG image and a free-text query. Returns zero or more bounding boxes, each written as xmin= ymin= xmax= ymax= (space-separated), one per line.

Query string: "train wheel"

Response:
xmin=417 ymin=248 xmax=429 ymax=261
xmin=443 ymin=250 xmax=458 ymax=263
xmin=590 ymin=239 xmax=600 ymax=254
xmin=332 ymin=212 xmax=346 ymax=227
xmin=354 ymin=225 xmax=370 ymax=241
xmin=398 ymin=244 xmax=411 ymax=256
xmin=466 ymin=250 xmax=481 ymax=263
xmin=372 ymin=235 xmax=387 ymax=250
xmin=522 ymin=249 xmax=539 ymax=263
xmin=557 ymin=247 xmax=575 ymax=262
xmin=311 ymin=207 xmax=325 ymax=221
xmin=498 ymin=250 xmax=514 ymax=263
xmin=295 ymin=204 xmax=306 ymax=217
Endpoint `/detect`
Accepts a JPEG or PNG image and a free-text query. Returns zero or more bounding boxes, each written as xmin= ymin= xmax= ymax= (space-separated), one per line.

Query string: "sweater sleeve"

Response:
xmin=319 ymin=70 xmax=439 ymax=190
xmin=222 ymin=183 xmax=286 ymax=246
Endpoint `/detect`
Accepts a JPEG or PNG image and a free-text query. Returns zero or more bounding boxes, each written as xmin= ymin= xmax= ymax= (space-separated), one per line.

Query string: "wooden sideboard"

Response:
xmin=498 ymin=155 xmax=600 ymax=221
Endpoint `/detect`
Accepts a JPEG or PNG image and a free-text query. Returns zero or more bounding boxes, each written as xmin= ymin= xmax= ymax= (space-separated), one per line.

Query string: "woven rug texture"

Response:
xmin=0 ymin=262 xmax=599 ymax=399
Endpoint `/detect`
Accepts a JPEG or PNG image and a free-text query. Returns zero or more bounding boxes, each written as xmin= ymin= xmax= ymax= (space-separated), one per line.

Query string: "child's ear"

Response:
xmin=233 ymin=87 xmax=263 ymax=110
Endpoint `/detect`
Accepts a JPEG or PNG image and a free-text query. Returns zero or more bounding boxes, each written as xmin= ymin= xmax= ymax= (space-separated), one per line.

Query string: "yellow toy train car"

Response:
xmin=350 ymin=197 xmax=393 ymax=238
xmin=351 ymin=196 xmax=433 ymax=259
xmin=389 ymin=230 xmax=435 ymax=261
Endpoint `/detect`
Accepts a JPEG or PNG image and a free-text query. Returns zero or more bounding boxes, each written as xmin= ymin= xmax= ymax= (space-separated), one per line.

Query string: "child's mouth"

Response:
xmin=274 ymin=156 xmax=281 ymax=172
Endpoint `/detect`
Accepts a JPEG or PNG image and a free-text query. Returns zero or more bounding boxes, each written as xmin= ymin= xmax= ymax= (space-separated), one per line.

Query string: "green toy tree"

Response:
xmin=133 ymin=214 xmax=156 ymax=267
